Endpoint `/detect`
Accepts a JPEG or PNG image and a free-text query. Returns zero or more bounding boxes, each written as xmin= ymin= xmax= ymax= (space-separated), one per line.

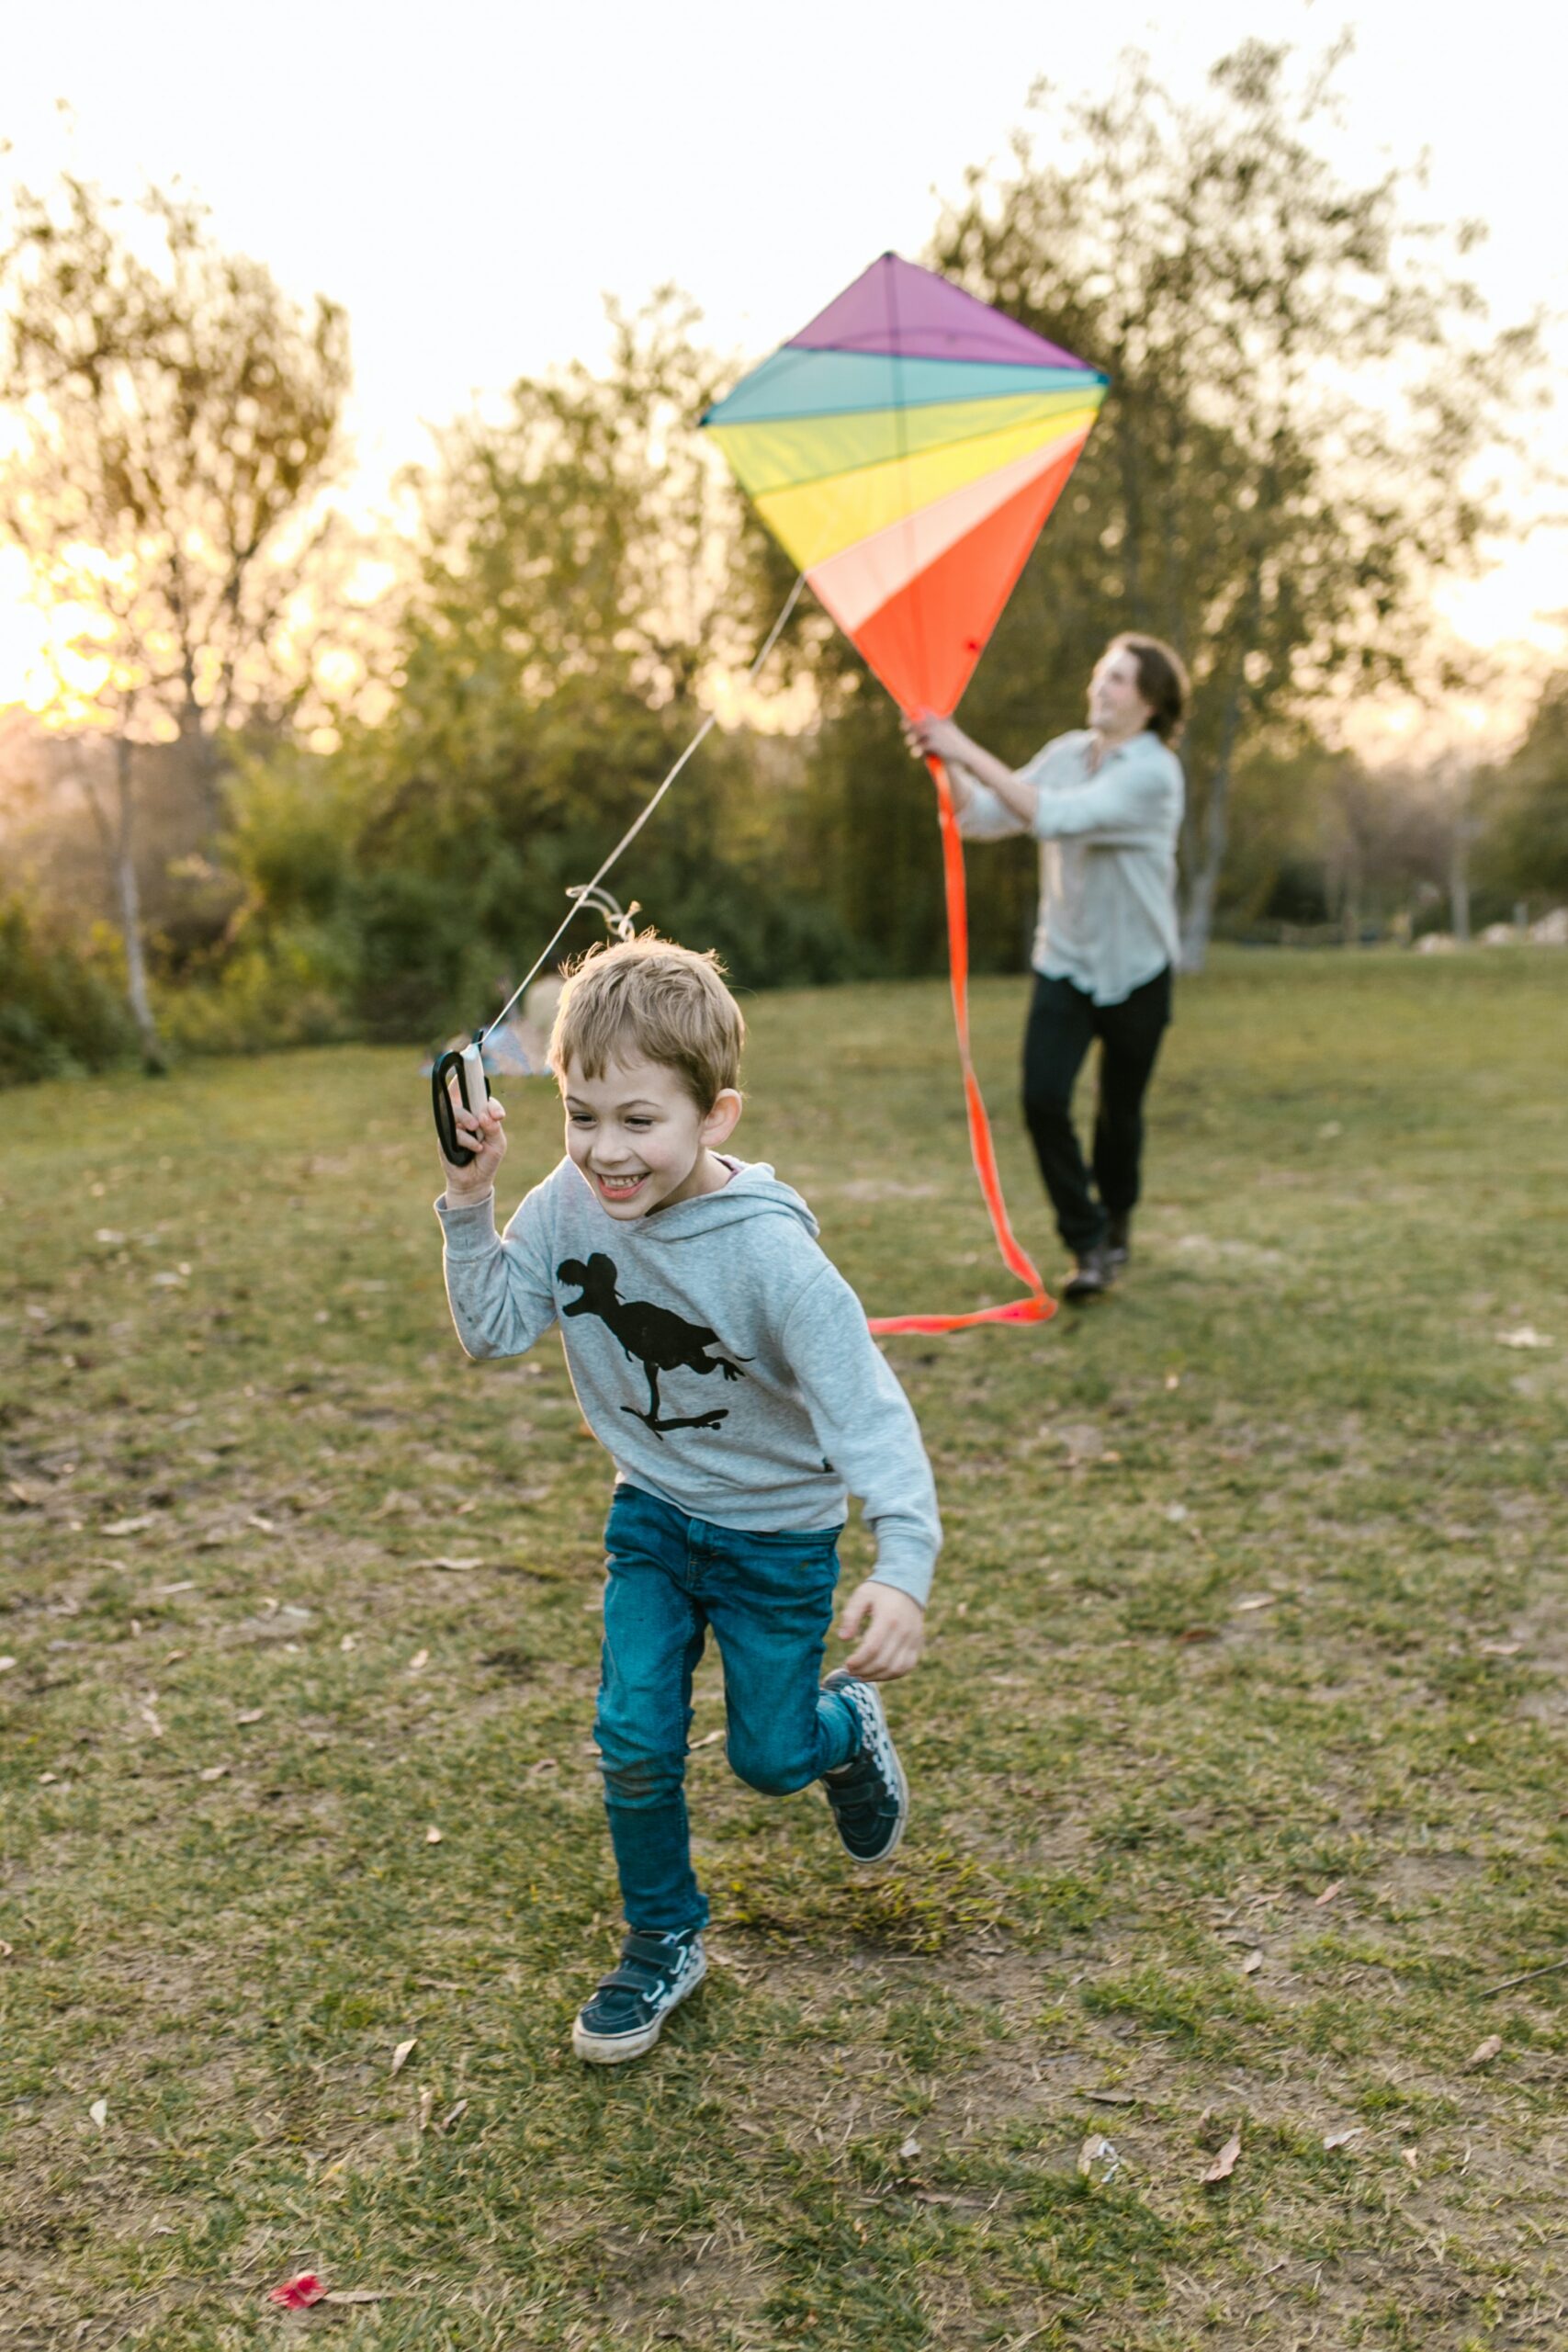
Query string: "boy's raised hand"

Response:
xmin=442 ymin=1095 xmax=508 ymax=1200
xmin=838 ymin=1579 xmax=925 ymax=1681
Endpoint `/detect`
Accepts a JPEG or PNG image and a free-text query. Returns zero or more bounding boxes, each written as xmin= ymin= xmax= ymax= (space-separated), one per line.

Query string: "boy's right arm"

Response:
xmin=434 ymin=1102 xmax=559 ymax=1361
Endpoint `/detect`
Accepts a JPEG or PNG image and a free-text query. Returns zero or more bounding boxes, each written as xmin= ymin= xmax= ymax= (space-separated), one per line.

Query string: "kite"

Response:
xmin=702 ymin=253 xmax=1109 ymax=1331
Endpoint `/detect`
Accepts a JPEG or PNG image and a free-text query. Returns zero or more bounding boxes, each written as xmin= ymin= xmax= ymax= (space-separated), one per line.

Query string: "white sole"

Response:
xmin=571 ymin=1950 xmax=707 ymax=2064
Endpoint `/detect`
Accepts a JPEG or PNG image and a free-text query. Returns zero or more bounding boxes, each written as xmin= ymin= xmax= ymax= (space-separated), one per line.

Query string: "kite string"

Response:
xmin=484 ymin=569 xmax=807 ymax=1039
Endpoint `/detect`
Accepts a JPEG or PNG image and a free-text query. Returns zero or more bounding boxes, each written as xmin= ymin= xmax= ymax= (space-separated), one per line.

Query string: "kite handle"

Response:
xmin=867 ymin=754 xmax=1055 ymax=1335
xmin=432 ymin=1037 xmax=491 ymax=1168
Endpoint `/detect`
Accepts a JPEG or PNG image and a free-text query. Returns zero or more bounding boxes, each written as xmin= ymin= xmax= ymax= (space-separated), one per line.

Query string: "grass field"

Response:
xmin=3 ymin=947 xmax=1566 ymax=2351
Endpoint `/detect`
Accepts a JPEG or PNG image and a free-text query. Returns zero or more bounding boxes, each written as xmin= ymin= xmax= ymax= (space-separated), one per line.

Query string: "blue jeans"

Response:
xmin=594 ymin=1484 xmax=862 ymax=1934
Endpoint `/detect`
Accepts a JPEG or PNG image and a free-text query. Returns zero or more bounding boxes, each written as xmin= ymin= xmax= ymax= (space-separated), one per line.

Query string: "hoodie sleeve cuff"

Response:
xmin=434 ymin=1190 xmax=499 ymax=1256
xmin=867 ymin=1545 xmax=934 ymax=1608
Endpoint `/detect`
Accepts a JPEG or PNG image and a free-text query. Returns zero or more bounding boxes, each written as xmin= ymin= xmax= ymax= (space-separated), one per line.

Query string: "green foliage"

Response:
xmin=919 ymin=43 xmax=1546 ymax=959
xmin=1480 ymin=668 xmax=1568 ymax=899
xmin=205 ymin=300 xmax=865 ymax=1043
xmin=0 ymin=895 xmax=138 ymax=1084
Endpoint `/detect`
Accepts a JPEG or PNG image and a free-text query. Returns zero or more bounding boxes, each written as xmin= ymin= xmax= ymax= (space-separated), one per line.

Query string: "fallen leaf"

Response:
xmin=1082 ymin=2087 xmax=1136 ymax=2106
xmin=39 ymin=1770 xmax=58 ymax=1785
xmin=1323 ymin=2127 xmax=1363 ymax=2150
xmin=323 ymin=2290 xmax=397 ymax=2306
xmin=268 ymin=2274 xmax=326 ymax=2309
xmin=424 ymin=1825 xmax=443 ymax=1844
xmin=1178 ymin=1623 xmax=1220 ymax=1643
xmin=1314 ymin=1881 xmax=1343 ymax=1906
xmin=6 ymin=1481 xmax=39 ymax=1507
xmin=438 ymin=2098 xmax=468 ymax=2132
xmin=0 ymin=1940 xmax=14 ymax=1959
xmin=1480 ymin=1641 xmax=1522 ymax=1658
xmin=1496 ymin=1327 xmax=1553 ymax=1350
xmin=1465 ymin=2034 xmax=1503 ymax=2070
xmin=898 ymin=2133 xmax=921 ymax=2160
xmin=0 ymin=1657 xmax=17 ymax=1673
xmin=1165 ymin=1502 xmax=1190 ymax=1523
xmin=1077 ymin=2132 xmax=1121 ymax=2182
xmin=340 ymin=1634 xmax=357 ymax=1652
xmin=164 ymin=1649 xmax=187 ymax=1665
xmin=1241 ymin=1949 xmax=1263 ymax=1976
xmin=1234 ymin=1594 xmax=1279 ymax=1613
xmin=88 ymin=2097 xmax=107 ymax=2129
xmin=1201 ymin=2132 xmax=1242 ymax=2185
xmin=417 ymin=2086 xmax=434 ymax=2132
xmin=236 ymin=1708 xmax=265 ymax=1725
xmin=689 ymin=1728 xmax=724 ymax=1749
xmin=1402 ymin=2146 xmax=1419 ymax=2172
xmin=411 ymin=1555 xmax=485 ymax=1572
xmin=197 ymin=1764 xmax=230 ymax=1782
xmin=525 ymin=1758 xmax=558 ymax=1782
xmin=408 ymin=1648 xmax=429 ymax=1673
xmin=247 ymin=1513 xmax=276 ymax=1533
xmin=102 ymin=1516 xmax=153 ymax=1537
xmin=158 ymin=1580 xmax=197 ymax=1596
xmin=390 ymin=2036 xmax=417 ymax=2076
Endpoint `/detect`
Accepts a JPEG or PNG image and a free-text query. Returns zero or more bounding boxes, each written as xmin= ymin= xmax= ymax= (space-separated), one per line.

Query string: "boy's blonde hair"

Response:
xmin=548 ymin=933 xmax=744 ymax=1110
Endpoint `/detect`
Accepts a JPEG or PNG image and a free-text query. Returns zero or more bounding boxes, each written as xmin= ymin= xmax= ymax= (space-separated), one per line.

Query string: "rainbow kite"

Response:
xmin=703 ymin=254 xmax=1109 ymax=1330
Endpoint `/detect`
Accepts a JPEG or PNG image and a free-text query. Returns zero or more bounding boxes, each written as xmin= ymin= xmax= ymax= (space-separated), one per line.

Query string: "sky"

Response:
xmin=2 ymin=0 xmax=1564 ymax=749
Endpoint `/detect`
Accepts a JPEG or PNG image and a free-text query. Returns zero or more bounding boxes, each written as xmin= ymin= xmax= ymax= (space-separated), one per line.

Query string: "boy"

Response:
xmin=436 ymin=936 xmax=940 ymax=2064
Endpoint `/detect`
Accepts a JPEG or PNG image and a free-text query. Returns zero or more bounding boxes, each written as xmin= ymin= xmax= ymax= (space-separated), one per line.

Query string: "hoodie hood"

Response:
xmin=570 ymin=1154 xmax=818 ymax=1244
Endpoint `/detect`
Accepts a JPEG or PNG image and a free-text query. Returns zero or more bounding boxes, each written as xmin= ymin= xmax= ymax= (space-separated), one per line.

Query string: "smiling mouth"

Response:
xmin=593 ymin=1170 xmax=649 ymax=1201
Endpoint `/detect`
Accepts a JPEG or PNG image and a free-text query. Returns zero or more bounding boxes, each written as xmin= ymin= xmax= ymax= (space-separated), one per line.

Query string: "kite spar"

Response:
xmin=702 ymin=254 xmax=1109 ymax=1331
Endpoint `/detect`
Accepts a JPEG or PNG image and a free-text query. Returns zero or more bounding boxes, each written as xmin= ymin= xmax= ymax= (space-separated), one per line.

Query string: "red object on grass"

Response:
xmin=269 ymin=2273 xmax=326 ymax=2308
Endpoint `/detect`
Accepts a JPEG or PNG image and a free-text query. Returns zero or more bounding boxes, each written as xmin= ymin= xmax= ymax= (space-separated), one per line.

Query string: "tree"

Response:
xmin=0 ymin=175 xmax=351 ymax=1058
xmin=224 ymin=295 xmax=852 ymax=1040
xmin=925 ymin=42 xmax=1549 ymax=965
xmin=1478 ymin=669 xmax=1568 ymax=906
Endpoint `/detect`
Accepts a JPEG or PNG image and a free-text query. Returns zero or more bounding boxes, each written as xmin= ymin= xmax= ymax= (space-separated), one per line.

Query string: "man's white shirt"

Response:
xmin=953 ymin=728 xmax=1184 ymax=1007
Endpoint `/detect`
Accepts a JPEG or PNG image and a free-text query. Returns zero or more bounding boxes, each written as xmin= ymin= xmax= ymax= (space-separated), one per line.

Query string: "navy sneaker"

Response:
xmin=821 ymin=1670 xmax=909 ymax=1864
xmin=571 ymin=1928 xmax=706 ymax=2064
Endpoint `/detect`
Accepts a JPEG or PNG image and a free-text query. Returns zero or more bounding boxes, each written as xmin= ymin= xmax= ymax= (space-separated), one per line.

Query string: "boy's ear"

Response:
xmin=701 ymin=1088 xmax=743 ymax=1148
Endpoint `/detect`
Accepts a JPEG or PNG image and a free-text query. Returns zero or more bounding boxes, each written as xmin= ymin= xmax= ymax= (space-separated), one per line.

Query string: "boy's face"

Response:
xmin=561 ymin=1054 xmax=740 ymax=1221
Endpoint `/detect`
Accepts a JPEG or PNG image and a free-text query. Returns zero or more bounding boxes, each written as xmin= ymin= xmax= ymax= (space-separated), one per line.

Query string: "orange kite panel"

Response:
xmin=848 ymin=439 xmax=1088 ymax=718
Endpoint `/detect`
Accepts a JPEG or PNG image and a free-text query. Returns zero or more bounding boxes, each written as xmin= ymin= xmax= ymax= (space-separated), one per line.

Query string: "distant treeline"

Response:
xmin=0 ymin=46 xmax=1561 ymax=1080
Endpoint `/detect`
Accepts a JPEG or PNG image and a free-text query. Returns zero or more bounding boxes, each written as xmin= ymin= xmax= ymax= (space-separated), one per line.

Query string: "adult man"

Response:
xmin=906 ymin=633 xmax=1188 ymax=1301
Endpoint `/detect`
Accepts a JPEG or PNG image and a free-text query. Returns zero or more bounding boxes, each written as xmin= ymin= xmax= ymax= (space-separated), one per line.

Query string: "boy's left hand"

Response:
xmin=838 ymin=1580 xmax=925 ymax=1681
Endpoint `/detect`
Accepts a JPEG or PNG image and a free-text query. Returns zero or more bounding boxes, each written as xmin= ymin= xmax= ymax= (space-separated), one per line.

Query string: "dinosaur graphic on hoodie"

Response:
xmin=555 ymin=1250 xmax=749 ymax=1436
xmin=436 ymin=1156 xmax=940 ymax=1604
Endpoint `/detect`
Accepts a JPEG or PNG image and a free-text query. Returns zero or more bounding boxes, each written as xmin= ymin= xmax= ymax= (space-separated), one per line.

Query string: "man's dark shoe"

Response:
xmin=1063 ymin=1243 xmax=1116 ymax=1302
xmin=571 ymin=1927 xmax=706 ymax=2064
xmin=1104 ymin=1214 xmax=1132 ymax=1272
xmin=821 ymin=1670 xmax=909 ymax=1864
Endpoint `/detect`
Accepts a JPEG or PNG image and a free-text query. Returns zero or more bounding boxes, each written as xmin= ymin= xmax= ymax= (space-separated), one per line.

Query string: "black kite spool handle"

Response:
xmin=433 ymin=1038 xmax=490 ymax=1168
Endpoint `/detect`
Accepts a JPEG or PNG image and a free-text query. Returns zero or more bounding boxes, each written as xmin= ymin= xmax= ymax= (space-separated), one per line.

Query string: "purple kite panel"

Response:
xmin=788 ymin=253 xmax=1082 ymax=371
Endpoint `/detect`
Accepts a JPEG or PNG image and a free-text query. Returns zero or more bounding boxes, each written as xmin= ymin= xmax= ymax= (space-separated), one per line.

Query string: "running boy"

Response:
xmin=435 ymin=936 xmax=940 ymax=2064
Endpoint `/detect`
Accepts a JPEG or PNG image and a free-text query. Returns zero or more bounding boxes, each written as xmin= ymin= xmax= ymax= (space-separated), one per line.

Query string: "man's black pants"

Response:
xmin=1021 ymin=966 xmax=1173 ymax=1256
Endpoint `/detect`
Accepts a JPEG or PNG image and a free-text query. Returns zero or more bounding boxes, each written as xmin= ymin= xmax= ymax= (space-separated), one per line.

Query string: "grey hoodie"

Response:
xmin=436 ymin=1158 xmax=941 ymax=1603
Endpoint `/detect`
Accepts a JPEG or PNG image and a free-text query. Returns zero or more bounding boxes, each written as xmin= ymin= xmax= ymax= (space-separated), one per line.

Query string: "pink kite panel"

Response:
xmin=806 ymin=427 xmax=1089 ymax=637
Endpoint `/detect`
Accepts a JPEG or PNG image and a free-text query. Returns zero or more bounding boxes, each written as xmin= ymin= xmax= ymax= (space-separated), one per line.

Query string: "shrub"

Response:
xmin=0 ymin=899 xmax=139 ymax=1087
